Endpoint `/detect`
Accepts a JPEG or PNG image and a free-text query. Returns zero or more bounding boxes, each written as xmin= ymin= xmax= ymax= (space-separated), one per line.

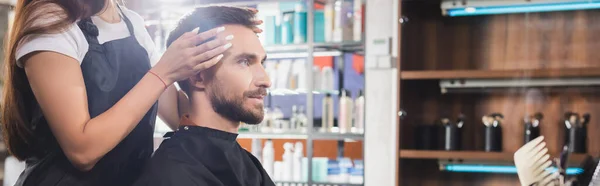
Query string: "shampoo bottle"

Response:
xmin=290 ymin=105 xmax=299 ymax=131
xmin=251 ymin=139 xmax=262 ymax=163
xmin=282 ymin=142 xmax=294 ymax=181
xmin=293 ymin=3 xmax=307 ymax=44
xmin=353 ymin=90 xmax=365 ymax=134
xmin=338 ymin=90 xmax=353 ymax=133
xmin=297 ymin=106 xmax=308 ymax=132
xmin=262 ymin=140 xmax=275 ymax=178
xmin=293 ymin=142 xmax=304 ymax=181
xmin=322 ymin=93 xmax=334 ymax=132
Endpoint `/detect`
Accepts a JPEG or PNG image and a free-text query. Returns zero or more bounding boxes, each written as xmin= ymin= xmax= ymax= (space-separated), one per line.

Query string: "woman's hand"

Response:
xmin=151 ymin=27 xmax=232 ymax=85
xmin=247 ymin=8 xmax=264 ymax=34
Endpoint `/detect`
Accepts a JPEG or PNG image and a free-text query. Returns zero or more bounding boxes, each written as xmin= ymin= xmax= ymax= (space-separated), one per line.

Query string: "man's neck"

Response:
xmin=186 ymin=97 xmax=240 ymax=134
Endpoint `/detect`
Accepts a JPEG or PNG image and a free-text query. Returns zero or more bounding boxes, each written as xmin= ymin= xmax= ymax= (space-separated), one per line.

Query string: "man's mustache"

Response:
xmin=244 ymin=88 xmax=267 ymax=97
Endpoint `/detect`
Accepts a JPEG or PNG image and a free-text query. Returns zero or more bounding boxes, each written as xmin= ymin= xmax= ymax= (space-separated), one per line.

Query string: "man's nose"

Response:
xmin=254 ymin=66 xmax=271 ymax=88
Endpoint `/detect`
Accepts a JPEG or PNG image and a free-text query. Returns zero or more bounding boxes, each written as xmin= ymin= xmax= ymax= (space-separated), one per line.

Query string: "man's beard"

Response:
xmin=208 ymin=85 xmax=267 ymax=125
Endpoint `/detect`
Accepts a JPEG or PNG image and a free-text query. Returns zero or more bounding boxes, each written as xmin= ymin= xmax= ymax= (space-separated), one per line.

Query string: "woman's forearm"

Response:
xmin=71 ymin=73 xmax=166 ymax=170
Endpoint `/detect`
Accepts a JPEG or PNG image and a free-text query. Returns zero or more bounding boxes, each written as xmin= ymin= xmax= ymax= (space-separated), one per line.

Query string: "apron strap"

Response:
xmin=116 ymin=5 xmax=136 ymax=37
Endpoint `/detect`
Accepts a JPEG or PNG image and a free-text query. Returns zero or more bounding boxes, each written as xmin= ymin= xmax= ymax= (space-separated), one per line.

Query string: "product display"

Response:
xmin=322 ymin=93 xmax=334 ymax=132
xmin=256 ymin=0 xmax=363 ymax=45
xmin=352 ymin=89 xmax=365 ymax=134
xmin=524 ymin=113 xmax=543 ymax=144
xmin=293 ymin=3 xmax=307 ymax=44
xmin=415 ymin=124 xmax=438 ymax=150
xmin=282 ymin=143 xmax=293 ymax=181
xmin=483 ymin=113 xmax=503 ymax=152
xmin=263 ymin=140 xmax=275 ymax=179
xmin=251 ymin=138 xmax=262 ymax=163
xmin=442 ymin=114 xmax=464 ymax=151
xmin=326 ymin=157 xmax=363 ymax=184
xmin=293 ymin=142 xmax=304 ymax=181
xmin=564 ymin=112 xmax=590 ymax=153
xmin=338 ymin=89 xmax=353 ymax=133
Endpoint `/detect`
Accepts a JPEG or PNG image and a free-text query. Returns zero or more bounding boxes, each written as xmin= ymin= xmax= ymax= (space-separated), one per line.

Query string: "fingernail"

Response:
xmin=217 ymin=27 xmax=225 ymax=33
xmin=191 ymin=27 xmax=199 ymax=34
xmin=216 ymin=54 xmax=224 ymax=61
xmin=225 ymin=35 xmax=234 ymax=41
xmin=223 ymin=43 xmax=232 ymax=49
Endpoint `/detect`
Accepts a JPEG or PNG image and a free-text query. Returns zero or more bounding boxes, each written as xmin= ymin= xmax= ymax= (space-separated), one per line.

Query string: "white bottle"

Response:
xmin=324 ymin=0 xmax=335 ymax=42
xmin=353 ymin=0 xmax=363 ymax=41
xmin=293 ymin=142 xmax=303 ymax=181
xmin=338 ymin=90 xmax=353 ymax=133
xmin=322 ymin=93 xmax=334 ymax=132
xmin=271 ymin=106 xmax=284 ymax=133
xmin=313 ymin=66 xmax=322 ymax=91
xmin=353 ymin=90 xmax=365 ymax=134
xmin=262 ymin=140 xmax=275 ymax=179
xmin=332 ymin=0 xmax=343 ymax=42
xmin=274 ymin=161 xmax=283 ymax=182
xmin=282 ymin=142 xmax=294 ymax=181
xmin=297 ymin=106 xmax=307 ymax=133
xmin=251 ymin=139 xmax=262 ymax=163
xmin=321 ymin=67 xmax=334 ymax=91
xmin=290 ymin=105 xmax=299 ymax=131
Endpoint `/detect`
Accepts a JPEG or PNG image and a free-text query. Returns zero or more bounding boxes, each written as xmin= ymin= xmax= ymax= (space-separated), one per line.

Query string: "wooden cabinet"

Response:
xmin=397 ymin=1 xmax=600 ymax=185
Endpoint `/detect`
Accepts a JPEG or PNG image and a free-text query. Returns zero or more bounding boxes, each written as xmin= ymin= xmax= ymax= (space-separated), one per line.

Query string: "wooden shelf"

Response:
xmin=400 ymin=68 xmax=600 ymax=80
xmin=399 ymin=150 xmax=514 ymax=161
xmin=399 ymin=150 xmax=590 ymax=163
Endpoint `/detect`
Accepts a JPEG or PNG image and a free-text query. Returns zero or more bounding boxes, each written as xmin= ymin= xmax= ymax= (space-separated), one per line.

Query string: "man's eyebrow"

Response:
xmin=234 ymin=53 xmax=267 ymax=63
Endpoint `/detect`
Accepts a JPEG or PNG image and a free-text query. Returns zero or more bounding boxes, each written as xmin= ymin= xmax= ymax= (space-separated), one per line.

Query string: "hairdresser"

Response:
xmin=1 ymin=0 xmax=262 ymax=185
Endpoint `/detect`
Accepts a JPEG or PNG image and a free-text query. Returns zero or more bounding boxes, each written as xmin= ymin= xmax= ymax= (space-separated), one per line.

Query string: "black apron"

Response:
xmin=16 ymin=6 xmax=158 ymax=186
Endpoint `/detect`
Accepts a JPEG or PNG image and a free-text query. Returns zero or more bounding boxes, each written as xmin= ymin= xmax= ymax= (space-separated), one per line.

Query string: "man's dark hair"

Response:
xmin=167 ymin=6 xmax=255 ymax=94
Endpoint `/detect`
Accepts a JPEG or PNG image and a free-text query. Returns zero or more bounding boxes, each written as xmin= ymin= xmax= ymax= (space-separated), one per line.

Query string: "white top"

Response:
xmin=16 ymin=6 xmax=160 ymax=68
xmin=14 ymin=5 xmax=173 ymax=133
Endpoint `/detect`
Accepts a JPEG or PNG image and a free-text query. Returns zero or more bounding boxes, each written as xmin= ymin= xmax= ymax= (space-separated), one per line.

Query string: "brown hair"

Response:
xmin=2 ymin=0 xmax=109 ymax=160
xmin=166 ymin=6 xmax=255 ymax=95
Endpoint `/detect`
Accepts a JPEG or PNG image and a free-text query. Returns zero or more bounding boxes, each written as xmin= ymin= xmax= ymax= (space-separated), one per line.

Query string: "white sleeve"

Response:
xmin=122 ymin=8 xmax=161 ymax=67
xmin=16 ymin=23 xmax=87 ymax=68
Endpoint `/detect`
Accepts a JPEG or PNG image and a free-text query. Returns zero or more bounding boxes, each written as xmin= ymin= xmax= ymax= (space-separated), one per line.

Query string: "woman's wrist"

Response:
xmin=148 ymin=66 xmax=173 ymax=89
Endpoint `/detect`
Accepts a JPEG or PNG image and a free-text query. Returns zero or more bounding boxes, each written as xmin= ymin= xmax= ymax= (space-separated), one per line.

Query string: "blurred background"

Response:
xmin=1 ymin=0 xmax=600 ymax=185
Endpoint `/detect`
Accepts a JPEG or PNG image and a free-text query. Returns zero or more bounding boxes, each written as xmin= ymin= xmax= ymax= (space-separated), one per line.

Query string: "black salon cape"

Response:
xmin=134 ymin=126 xmax=275 ymax=186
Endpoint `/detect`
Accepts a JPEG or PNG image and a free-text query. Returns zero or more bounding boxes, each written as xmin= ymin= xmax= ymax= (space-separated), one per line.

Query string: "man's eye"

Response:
xmin=239 ymin=58 xmax=250 ymax=66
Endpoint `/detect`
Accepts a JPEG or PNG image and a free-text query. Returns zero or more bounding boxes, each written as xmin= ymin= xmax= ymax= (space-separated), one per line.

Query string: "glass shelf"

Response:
xmin=238 ymin=131 xmax=308 ymax=139
xmin=274 ymin=181 xmax=363 ymax=186
xmin=311 ymin=132 xmax=364 ymax=141
xmin=264 ymin=42 xmax=364 ymax=53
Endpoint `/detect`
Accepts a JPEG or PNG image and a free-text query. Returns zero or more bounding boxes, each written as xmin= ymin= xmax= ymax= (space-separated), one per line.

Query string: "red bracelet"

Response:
xmin=148 ymin=70 xmax=168 ymax=89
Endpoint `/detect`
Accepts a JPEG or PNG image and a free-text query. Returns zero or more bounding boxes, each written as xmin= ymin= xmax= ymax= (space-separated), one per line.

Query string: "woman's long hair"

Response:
xmin=2 ymin=0 xmax=109 ymax=160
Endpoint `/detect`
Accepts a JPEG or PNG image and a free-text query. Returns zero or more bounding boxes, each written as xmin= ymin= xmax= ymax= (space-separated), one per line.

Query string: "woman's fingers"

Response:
xmin=252 ymin=27 xmax=263 ymax=34
xmin=251 ymin=19 xmax=263 ymax=33
xmin=173 ymin=28 xmax=200 ymax=48
xmin=248 ymin=8 xmax=258 ymax=14
xmin=193 ymin=54 xmax=224 ymax=71
xmin=252 ymin=19 xmax=263 ymax=25
xmin=192 ymin=41 xmax=232 ymax=64
xmin=188 ymin=26 xmax=226 ymax=47
xmin=191 ymin=34 xmax=233 ymax=56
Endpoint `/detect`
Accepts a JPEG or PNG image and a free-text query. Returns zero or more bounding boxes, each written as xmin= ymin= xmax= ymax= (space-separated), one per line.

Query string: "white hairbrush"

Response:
xmin=515 ymin=136 xmax=560 ymax=186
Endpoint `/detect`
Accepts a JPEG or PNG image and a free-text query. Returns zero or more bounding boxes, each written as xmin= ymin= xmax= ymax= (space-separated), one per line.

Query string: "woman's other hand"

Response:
xmin=151 ymin=27 xmax=232 ymax=85
xmin=247 ymin=8 xmax=263 ymax=34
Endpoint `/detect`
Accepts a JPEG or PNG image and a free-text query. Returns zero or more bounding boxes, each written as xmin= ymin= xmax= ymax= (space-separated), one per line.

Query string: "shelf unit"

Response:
xmin=398 ymin=150 xmax=589 ymax=164
xmin=400 ymin=68 xmax=600 ymax=80
xmin=396 ymin=1 xmax=600 ymax=185
xmin=137 ymin=0 xmax=366 ymax=185
xmin=274 ymin=181 xmax=363 ymax=186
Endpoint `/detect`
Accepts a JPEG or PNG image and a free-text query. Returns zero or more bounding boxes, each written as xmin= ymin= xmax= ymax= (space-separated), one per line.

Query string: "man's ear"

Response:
xmin=190 ymin=72 xmax=207 ymax=90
